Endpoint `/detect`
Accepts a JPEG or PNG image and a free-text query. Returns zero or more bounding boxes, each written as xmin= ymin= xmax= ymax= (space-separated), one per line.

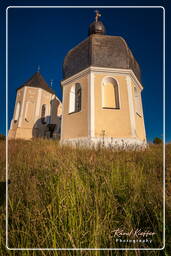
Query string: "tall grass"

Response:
xmin=0 ymin=139 xmax=170 ymax=255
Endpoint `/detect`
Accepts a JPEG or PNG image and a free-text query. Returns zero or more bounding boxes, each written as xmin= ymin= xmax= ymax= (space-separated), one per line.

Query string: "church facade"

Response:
xmin=8 ymin=71 xmax=62 ymax=140
xmin=9 ymin=11 xmax=146 ymax=147
xmin=60 ymin=11 xmax=146 ymax=147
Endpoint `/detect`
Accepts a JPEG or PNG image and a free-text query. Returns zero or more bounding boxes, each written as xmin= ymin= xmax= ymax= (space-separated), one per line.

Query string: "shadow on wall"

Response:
xmin=32 ymin=97 xmax=61 ymax=139
xmin=32 ymin=116 xmax=61 ymax=139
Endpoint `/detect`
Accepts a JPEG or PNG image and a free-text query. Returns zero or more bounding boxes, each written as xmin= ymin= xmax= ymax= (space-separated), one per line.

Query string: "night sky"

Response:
xmin=0 ymin=0 xmax=170 ymax=142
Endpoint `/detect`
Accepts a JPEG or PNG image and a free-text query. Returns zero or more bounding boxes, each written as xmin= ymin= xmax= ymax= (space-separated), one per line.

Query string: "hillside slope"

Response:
xmin=0 ymin=139 xmax=170 ymax=255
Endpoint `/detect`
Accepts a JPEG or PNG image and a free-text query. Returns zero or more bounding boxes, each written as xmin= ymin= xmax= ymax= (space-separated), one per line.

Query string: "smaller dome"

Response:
xmin=88 ymin=21 xmax=106 ymax=36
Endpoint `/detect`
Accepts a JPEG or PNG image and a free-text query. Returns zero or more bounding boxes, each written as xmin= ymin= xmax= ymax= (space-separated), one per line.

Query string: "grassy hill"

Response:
xmin=0 ymin=139 xmax=171 ymax=255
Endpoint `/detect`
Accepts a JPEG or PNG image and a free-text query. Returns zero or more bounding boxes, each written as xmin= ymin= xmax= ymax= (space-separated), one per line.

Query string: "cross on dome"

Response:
xmin=50 ymin=79 xmax=53 ymax=88
xmin=37 ymin=65 xmax=40 ymax=72
xmin=88 ymin=10 xmax=106 ymax=36
xmin=95 ymin=10 xmax=101 ymax=22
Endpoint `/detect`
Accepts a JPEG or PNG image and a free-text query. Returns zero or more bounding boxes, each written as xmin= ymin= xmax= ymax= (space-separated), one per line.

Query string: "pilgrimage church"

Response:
xmin=9 ymin=11 xmax=147 ymax=147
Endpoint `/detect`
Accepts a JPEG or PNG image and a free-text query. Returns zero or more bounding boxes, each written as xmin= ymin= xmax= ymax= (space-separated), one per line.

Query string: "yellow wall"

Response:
xmin=94 ymin=74 xmax=132 ymax=138
xmin=9 ymin=86 xmax=62 ymax=140
xmin=131 ymin=81 xmax=146 ymax=141
xmin=9 ymin=69 xmax=146 ymax=143
xmin=62 ymin=75 xmax=88 ymax=139
xmin=11 ymin=88 xmax=24 ymax=131
xmin=20 ymin=88 xmax=38 ymax=129
xmin=62 ymin=71 xmax=146 ymax=142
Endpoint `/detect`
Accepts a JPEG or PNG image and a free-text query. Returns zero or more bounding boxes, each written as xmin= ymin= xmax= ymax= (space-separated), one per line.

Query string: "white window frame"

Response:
xmin=14 ymin=102 xmax=21 ymax=121
xmin=68 ymin=83 xmax=82 ymax=114
xmin=69 ymin=85 xmax=76 ymax=113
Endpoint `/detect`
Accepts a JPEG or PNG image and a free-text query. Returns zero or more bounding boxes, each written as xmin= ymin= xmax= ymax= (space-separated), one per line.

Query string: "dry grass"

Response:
xmin=0 ymin=139 xmax=170 ymax=256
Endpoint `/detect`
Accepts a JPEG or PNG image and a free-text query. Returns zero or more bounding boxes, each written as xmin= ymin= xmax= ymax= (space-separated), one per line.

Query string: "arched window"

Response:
xmin=75 ymin=83 xmax=81 ymax=112
xmin=69 ymin=83 xmax=82 ymax=113
xmin=14 ymin=102 xmax=21 ymax=122
xmin=134 ymin=87 xmax=142 ymax=116
xmin=41 ymin=104 xmax=46 ymax=124
xmin=102 ymin=77 xmax=120 ymax=109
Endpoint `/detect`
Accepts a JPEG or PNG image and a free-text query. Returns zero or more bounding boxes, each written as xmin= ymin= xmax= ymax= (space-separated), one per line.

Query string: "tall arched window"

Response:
xmin=41 ymin=104 xmax=46 ymax=124
xmin=102 ymin=77 xmax=120 ymax=109
xmin=134 ymin=87 xmax=142 ymax=116
xmin=14 ymin=102 xmax=21 ymax=122
xmin=75 ymin=83 xmax=81 ymax=112
xmin=69 ymin=83 xmax=82 ymax=113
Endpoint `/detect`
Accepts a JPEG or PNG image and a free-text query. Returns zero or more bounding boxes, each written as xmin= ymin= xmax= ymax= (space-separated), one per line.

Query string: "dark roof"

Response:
xmin=63 ymin=34 xmax=141 ymax=82
xmin=17 ymin=71 xmax=55 ymax=94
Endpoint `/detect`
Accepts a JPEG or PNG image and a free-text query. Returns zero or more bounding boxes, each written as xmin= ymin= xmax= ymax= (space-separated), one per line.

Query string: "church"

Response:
xmin=8 ymin=71 xmax=62 ymax=140
xmin=9 ymin=11 xmax=147 ymax=147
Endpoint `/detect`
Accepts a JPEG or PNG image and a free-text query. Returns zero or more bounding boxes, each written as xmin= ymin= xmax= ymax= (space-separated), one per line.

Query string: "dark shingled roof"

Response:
xmin=63 ymin=34 xmax=141 ymax=82
xmin=17 ymin=71 xmax=55 ymax=94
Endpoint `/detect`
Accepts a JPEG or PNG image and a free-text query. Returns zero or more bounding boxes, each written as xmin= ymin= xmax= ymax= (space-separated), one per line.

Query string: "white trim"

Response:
xmin=35 ymin=88 xmax=42 ymax=117
xmin=138 ymin=92 xmax=147 ymax=143
xmin=60 ymin=86 xmax=65 ymax=140
xmin=6 ymin=6 xmax=165 ymax=9
xmin=88 ymin=73 xmax=91 ymax=137
xmin=61 ymin=68 xmax=90 ymax=86
xmin=126 ymin=76 xmax=136 ymax=137
xmin=61 ymin=136 xmax=146 ymax=149
xmin=61 ymin=66 xmax=143 ymax=90
xmin=20 ymin=86 xmax=39 ymax=90
xmin=90 ymin=71 xmax=94 ymax=137
xmin=17 ymin=85 xmax=55 ymax=93
xmin=34 ymin=88 xmax=42 ymax=127
xmin=9 ymin=119 xmax=13 ymax=130
xmin=68 ymin=84 xmax=76 ymax=113
xmin=93 ymin=67 xmax=143 ymax=90
xmin=24 ymin=102 xmax=29 ymax=121
xmin=14 ymin=101 xmax=21 ymax=122
xmin=11 ymin=93 xmax=18 ymax=125
xmin=18 ymin=86 xmax=27 ymax=127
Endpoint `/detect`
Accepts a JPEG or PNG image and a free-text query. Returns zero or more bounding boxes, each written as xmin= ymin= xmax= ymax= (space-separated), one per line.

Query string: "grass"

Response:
xmin=0 ymin=139 xmax=170 ymax=256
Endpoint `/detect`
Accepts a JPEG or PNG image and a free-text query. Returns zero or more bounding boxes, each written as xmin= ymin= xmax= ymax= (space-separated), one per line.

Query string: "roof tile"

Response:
xmin=17 ymin=71 xmax=55 ymax=94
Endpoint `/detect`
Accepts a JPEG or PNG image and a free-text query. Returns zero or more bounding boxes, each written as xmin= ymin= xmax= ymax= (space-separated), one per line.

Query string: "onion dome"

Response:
xmin=63 ymin=11 xmax=141 ymax=82
xmin=88 ymin=20 xmax=106 ymax=35
xmin=88 ymin=10 xmax=106 ymax=35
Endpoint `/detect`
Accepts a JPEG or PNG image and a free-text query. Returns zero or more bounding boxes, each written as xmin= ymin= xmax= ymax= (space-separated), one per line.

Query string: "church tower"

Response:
xmin=61 ymin=11 xmax=146 ymax=147
xmin=9 ymin=71 xmax=62 ymax=140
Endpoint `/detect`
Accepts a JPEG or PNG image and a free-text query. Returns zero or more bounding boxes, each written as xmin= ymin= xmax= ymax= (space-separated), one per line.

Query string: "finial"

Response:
xmin=50 ymin=79 xmax=53 ymax=88
xmin=37 ymin=65 xmax=40 ymax=72
xmin=94 ymin=10 xmax=101 ymax=22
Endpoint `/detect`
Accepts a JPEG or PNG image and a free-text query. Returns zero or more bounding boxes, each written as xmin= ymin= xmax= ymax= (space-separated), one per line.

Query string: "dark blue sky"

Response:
xmin=0 ymin=0 xmax=170 ymax=142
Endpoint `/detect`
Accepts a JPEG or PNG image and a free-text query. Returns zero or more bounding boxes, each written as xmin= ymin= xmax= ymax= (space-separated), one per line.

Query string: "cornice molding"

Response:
xmin=61 ymin=66 xmax=143 ymax=90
